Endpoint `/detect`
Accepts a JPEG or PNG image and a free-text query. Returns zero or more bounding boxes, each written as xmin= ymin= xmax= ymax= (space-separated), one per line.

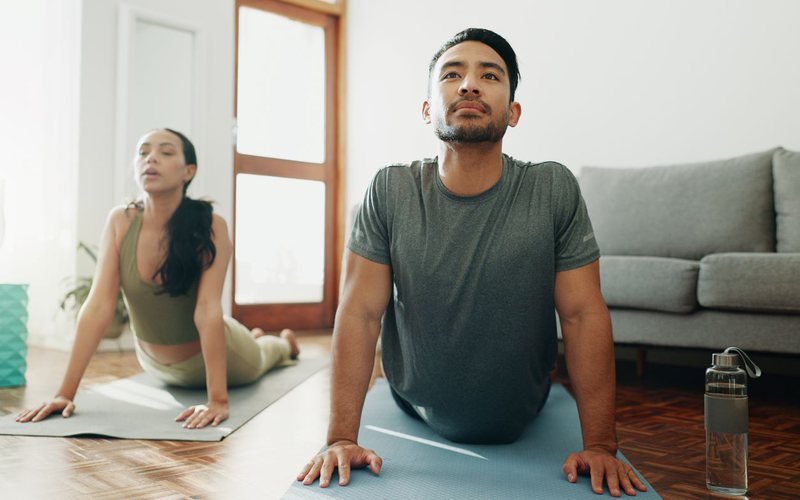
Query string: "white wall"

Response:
xmin=345 ymin=0 xmax=800 ymax=211
xmin=0 ymin=0 xmax=82 ymax=344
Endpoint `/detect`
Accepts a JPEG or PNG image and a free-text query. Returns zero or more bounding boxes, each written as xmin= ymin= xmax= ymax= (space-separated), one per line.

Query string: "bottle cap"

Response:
xmin=712 ymin=346 xmax=762 ymax=378
xmin=712 ymin=352 xmax=740 ymax=367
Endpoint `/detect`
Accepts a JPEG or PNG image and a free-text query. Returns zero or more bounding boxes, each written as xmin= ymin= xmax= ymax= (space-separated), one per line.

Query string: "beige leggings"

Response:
xmin=134 ymin=316 xmax=292 ymax=388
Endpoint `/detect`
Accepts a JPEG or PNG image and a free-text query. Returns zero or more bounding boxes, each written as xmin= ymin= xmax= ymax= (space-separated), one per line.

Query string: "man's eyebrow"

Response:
xmin=440 ymin=60 xmax=466 ymax=73
xmin=479 ymin=61 xmax=506 ymax=75
xmin=439 ymin=60 xmax=506 ymax=75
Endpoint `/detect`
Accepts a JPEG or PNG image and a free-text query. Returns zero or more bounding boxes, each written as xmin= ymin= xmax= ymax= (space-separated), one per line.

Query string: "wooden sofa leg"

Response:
xmin=635 ymin=347 xmax=646 ymax=378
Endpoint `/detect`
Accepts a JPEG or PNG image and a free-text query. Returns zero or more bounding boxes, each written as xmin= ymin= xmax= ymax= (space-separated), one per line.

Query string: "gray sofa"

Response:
xmin=578 ymin=147 xmax=800 ymax=356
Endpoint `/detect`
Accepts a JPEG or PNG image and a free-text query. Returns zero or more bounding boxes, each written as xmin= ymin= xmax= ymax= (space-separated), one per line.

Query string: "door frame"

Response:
xmin=232 ymin=0 xmax=344 ymax=330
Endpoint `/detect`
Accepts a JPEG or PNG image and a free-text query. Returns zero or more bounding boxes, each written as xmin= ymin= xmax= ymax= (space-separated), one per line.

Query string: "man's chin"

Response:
xmin=435 ymin=125 xmax=506 ymax=144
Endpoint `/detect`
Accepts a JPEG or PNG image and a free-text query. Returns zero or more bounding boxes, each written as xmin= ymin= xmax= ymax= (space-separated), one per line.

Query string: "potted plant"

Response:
xmin=60 ymin=242 xmax=129 ymax=339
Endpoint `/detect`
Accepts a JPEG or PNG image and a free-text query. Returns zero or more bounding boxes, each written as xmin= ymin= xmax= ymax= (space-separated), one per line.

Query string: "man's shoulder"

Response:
xmin=506 ymin=156 xmax=577 ymax=183
xmin=380 ymin=158 xmax=435 ymax=172
xmin=506 ymin=155 xmax=569 ymax=172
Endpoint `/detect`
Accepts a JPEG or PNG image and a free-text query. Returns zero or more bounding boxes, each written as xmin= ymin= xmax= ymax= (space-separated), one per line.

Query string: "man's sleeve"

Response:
xmin=347 ymin=168 xmax=392 ymax=265
xmin=553 ymin=164 xmax=601 ymax=272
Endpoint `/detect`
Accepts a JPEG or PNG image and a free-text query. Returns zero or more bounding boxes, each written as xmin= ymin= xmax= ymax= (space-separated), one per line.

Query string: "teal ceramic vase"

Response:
xmin=0 ymin=284 xmax=29 ymax=387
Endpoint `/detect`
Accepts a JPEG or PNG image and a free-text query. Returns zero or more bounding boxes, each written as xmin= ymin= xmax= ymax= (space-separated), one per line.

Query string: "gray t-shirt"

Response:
xmin=348 ymin=154 xmax=599 ymax=444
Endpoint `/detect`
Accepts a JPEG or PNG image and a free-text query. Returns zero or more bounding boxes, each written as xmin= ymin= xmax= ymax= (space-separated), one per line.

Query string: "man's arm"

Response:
xmin=297 ymin=249 xmax=392 ymax=488
xmin=555 ymin=260 xmax=647 ymax=497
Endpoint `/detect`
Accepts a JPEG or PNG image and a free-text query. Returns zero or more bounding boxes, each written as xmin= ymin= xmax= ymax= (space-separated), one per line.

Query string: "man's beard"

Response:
xmin=434 ymin=103 xmax=509 ymax=144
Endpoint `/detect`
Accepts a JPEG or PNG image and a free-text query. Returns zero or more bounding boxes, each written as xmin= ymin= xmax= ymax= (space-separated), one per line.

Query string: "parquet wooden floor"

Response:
xmin=1 ymin=337 xmax=798 ymax=499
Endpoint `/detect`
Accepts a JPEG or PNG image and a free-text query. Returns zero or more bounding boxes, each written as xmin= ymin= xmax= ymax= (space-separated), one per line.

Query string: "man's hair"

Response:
xmin=428 ymin=28 xmax=521 ymax=101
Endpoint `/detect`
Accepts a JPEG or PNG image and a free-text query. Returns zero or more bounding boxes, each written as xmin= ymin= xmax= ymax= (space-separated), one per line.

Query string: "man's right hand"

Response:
xmin=297 ymin=439 xmax=383 ymax=487
xmin=16 ymin=396 xmax=75 ymax=423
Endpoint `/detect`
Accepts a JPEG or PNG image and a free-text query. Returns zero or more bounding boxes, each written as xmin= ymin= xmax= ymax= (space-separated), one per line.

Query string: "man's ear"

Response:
xmin=422 ymin=100 xmax=432 ymax=124
xmin=507 ymin=101 xmax=522 ymax=128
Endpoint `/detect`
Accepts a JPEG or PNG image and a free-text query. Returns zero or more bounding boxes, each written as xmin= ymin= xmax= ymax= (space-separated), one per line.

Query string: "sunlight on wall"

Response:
xmin=0 ymin=0 xmax=81 ymax=345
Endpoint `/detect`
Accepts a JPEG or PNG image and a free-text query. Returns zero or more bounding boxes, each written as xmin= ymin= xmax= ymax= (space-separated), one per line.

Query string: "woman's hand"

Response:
xmin=16 ymin=396 xmax=76 ymax=423
xmin=175 ymin=400 xmax=229 ymax=429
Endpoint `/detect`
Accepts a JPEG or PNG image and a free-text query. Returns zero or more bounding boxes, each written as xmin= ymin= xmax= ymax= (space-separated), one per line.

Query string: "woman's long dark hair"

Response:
xmin=153 ymin=128 xmax=216 ymax=296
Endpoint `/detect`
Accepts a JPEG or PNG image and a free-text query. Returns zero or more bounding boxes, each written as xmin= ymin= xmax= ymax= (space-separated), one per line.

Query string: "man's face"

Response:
xmin=423 ymin=41 xmax=521 ymax=144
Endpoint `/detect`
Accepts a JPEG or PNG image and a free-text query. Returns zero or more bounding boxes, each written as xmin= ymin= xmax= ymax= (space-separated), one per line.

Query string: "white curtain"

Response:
xmin=0 ymin=178 xmax=5 ymax=248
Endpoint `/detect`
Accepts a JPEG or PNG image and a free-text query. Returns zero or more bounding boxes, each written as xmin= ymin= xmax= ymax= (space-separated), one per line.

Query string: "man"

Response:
xmin=298 ymin=28 xmax=647 ymax=497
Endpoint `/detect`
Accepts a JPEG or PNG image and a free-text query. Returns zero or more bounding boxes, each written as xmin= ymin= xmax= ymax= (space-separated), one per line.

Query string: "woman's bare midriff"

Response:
xmin=138 ymin=338 xmax=203 ymax=365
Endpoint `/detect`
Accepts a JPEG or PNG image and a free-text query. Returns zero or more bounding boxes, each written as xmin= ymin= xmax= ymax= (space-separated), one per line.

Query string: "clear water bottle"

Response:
xmin=705 ymin=346 xmax=761 ymax=496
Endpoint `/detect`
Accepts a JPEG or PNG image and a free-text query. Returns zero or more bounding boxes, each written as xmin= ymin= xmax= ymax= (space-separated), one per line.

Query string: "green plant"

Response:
xmin=60 ymin=242 xmax=129 ymax=337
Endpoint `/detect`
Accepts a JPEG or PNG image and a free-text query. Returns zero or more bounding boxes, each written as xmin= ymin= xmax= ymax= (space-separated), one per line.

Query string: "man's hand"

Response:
xmin=16 ymin=395 xmax=75 ymax=422
xmin=175 ymin=400 xmax=229 ymax=429
xmin=297 ymin=439 xmax=382 ymax=488
xmin=563 ymin=449 xmax=648 ymax=497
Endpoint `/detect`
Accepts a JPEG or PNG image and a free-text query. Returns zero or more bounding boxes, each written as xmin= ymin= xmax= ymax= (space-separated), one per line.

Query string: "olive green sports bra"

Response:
xmin=119 ymin=210 xmax=200 ymax=345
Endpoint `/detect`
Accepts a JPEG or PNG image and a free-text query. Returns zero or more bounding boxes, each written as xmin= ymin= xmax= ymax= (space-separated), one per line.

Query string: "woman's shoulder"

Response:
xmin=210 ymin=212 xmax=230 ymax=239
xmin=106 ymin=203 xmax=140 ymax=242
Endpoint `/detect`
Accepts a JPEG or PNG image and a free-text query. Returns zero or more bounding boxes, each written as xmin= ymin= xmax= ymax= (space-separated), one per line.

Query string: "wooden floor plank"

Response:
xmin=1 ymin=337 xmax=798 ymax=499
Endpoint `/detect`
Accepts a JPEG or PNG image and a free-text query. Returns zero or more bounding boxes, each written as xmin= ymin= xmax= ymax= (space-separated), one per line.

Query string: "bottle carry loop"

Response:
xmin=723 ymin=346 xmax=762 ymax=378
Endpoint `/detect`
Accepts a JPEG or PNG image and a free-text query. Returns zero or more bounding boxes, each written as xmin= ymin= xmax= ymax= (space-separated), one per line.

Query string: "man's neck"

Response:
xmin=437 ymin=141 xmax=504 ymax=196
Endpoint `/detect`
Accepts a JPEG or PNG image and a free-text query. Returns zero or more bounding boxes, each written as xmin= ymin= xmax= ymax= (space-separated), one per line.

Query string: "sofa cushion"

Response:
xmin=599 ymin=256 xmax=699 ymax=313
xmin=774 ymin=148 xmax=800 ymax=252
xmin=698 ymin=253 xmax=800 ymax=313
xmin=580 ymin=149 xmax=777 ymax=261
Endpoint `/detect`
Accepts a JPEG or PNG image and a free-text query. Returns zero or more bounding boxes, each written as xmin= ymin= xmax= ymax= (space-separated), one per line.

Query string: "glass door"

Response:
xmin=233 ymin=0 xmax=338 ymax=330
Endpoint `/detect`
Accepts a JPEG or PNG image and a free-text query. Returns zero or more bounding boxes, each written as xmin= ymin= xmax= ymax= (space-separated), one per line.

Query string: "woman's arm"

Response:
xmin=176 ymin=213 xmax=232 ymax=429
xmin=17 ymin=207 xmax=126 ymax=422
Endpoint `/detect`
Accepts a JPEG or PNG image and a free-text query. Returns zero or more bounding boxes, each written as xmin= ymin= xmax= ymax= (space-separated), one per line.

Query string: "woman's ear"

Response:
xmin=184 ymin=164 xmax=198 ymax=183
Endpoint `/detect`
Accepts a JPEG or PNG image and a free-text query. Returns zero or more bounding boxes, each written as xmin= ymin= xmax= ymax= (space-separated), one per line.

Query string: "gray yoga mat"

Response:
xmin=284 ymin=380 xmax=661 ymax=499
xmin=0 ymin=357 xmax=328 ymax=441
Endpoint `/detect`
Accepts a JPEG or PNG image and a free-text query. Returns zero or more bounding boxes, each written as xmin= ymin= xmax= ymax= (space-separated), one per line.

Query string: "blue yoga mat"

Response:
xmin=284 ymin=380 xmax=660 ymax=499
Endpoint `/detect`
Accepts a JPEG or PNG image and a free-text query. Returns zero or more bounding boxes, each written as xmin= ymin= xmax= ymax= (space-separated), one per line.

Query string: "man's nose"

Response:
xmin=458 ymin=76 xmax=481 ymax=96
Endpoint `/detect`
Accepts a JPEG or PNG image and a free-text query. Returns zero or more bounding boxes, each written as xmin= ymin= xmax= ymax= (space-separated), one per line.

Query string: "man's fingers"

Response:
xmin=319 ymin=453 xmax=336 ymax=488
xmin=337 ymin=454 xmax=351 ymax=486
xmin=297 ymin=461 xmax=314 ymax=481
xmin=629 ymin=469 xmax=648 ymax=492
xmin=368 ymin=452 xmax=382 ymax=475
xmin=605 ymin=463 xmax=622 ymax=497
xmin=618 ymin=467 xmax=637 ymax=496
xmin=562 ymin=455 xmax=578 ymax=482
xmin=590 ymin=460 xmax=605 ymax=495
xmin=303 ymin=459 xmax=323 ymax=485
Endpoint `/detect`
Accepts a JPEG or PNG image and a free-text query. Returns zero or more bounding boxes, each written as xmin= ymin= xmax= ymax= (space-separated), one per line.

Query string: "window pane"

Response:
xmin=237 ymin=7 xmax=326 ymax=164
xmin=235 ymin=174 xmax=325 ymax=304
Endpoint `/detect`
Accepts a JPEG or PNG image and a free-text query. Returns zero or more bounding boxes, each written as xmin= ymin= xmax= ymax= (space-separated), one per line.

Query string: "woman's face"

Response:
xmin=134 ymin=130 xmax=196 ymax=195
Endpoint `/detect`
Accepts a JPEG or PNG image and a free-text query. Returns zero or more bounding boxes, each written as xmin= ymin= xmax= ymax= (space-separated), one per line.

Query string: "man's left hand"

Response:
xmin=563 ymin=448 xmax=648 ymax=497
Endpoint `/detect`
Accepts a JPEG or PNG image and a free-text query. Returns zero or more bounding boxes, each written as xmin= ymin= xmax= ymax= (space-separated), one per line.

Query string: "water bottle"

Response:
xmin=705 ymin=346 xmax=761 ymax=496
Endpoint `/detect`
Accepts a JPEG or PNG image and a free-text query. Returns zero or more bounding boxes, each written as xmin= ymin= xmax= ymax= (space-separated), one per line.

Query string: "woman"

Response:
xmin=17 ymin=128 xmax=299 ymax=429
